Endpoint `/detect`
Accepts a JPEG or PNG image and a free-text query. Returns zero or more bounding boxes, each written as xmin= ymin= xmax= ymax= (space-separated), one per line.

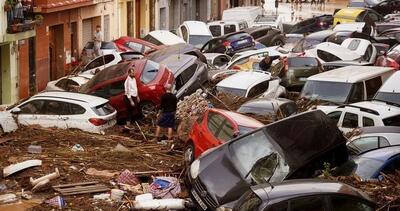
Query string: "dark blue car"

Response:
xmin=335 ymin=146 xmax=400 ymax=180
xmin=201 ymin=32 xmax=255 ymax=56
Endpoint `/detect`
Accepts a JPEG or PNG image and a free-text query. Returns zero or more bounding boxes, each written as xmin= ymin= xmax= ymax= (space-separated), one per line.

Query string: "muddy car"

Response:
xmin=146 ymin=43 xmax=207 ymax=64
xmin=186 ymin=110 xmax=349 ymax=210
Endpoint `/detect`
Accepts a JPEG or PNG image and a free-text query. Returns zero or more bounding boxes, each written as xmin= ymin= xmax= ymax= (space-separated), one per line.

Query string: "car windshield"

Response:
xmin=237 ymin=105 xmax=275 ymax=116
xmin=238 ymin=126 xmax=256 ymax=135
xmin=374 ymin=92 xmax=400 ymax=106
xmin=292 ymin=38 xmax=321 ymax=53
xmin=301 ymin=81 xmax=353 ymax=104
xmin=288 ymin=57 xmax=318 ymax=67
xmin=92 ymin=103 xmax=115 ymax=116
xmin=334 ymin=158 xmax=383 ymax=179
xmin=189 ymin=35 xmax=213 ymax=48
xmin=217 ymin=86 xmax=247 ymax=97
xmin=230 ymin=130 xmax=287 ymax=184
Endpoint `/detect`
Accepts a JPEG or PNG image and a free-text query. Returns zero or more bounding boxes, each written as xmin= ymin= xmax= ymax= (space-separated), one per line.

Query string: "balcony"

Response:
xmin=4 ymin=0 xmax=40 ymax=34
xmin=34 ymin=0 xmax=95 ymax=13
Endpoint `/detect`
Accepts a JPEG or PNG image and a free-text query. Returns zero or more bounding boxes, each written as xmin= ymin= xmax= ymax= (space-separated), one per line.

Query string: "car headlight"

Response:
xmin=190 ymin=159 xmax=200 ymax=179
xmin=216 ymin=207 xmax=232 ymax=211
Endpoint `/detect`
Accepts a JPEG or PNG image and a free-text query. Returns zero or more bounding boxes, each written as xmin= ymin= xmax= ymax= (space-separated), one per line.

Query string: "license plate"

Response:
xmin=299 ymin=77 xmax=307 ymax=81
xmin=191 ymin=189 xmax=208 ymax=210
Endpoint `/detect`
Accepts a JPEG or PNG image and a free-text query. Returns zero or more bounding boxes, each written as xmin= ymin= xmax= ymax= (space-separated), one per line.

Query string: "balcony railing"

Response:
xmin=4 ymin=0 xmax=41 ymax=34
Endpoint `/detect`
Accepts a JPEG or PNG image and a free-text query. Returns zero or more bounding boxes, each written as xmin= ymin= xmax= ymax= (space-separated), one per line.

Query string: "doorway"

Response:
xmin=127 ymin=1 xmax=134 ymax=37
xmin=135 ymin=0 xmax=140 ymax=38
xmin=49 ymin=24 xmax=64 ymax=81
xmin=28 ymin=37 xmax=36 ymax=96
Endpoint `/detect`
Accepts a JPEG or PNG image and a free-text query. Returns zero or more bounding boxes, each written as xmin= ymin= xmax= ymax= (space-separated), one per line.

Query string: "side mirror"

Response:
xmin=10 ymin=107 xmax=21 ymax=114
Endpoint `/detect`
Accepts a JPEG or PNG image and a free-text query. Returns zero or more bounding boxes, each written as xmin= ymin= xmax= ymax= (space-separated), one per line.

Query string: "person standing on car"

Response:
xmin=259 ymin=55 xmax=273 ymax=72
xmin=124 ymin=68 xmax=141 ymax=129
xmin=152 ymin=84 xmax=178 ymax=142
xmin=93 ymin=25 xmax=103 ymax=57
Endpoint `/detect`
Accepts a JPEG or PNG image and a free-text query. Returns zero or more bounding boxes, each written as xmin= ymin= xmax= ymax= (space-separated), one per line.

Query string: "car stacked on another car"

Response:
xmin=201 ymin=31 xmax=256 ymax=56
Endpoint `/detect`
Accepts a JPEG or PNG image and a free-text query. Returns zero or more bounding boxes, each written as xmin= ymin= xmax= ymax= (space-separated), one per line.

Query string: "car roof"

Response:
xmin=306 ymin=30 xmax=335 ymax=40
xmin=252 ymin=179 xmax=372 ymax=202
xmin=313 ymin=42 xmax=361 ymax=60
xmin=160 ymin=54 xmax=197 ymax=74
xmin=307 ymin=66 xmax=393 ymax=83
xmin=347 ymin=101 xmax=400 ymax=118
xmin=358 ymin=146 xmax=400 ymax=161
xmin=216 ymin=71 xmax=272 ymax=90
xmin=334 ymin=8 xmax=366 ymax=17
xmin=182 ymin=21 xmax=212 ymax=36
xmin=211 ymin=108 xmax=264 ymax=128
xmin=378 ymin=71 xmax=400 ymax=93
xmin=359 ymin=126 xmax=400 ymax=135
xmin=207 ymin=20 xmax=246 ymax=25
xmin=148 ymin=30 xmax=185 ymax=45
xmin=240 ymin=98 xmax=294 ymax=111
xmin=32 ymin=91 xmax=108 ymax=107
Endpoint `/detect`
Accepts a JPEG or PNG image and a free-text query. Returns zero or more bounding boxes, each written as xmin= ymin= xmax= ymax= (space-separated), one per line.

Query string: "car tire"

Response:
xmin=271 ymin=36 xmax=285 ymax=47
xmin=140 ymin=101 xmax=156 ymax=118
xmin=184 ymin=142 xmax=195 ymax=166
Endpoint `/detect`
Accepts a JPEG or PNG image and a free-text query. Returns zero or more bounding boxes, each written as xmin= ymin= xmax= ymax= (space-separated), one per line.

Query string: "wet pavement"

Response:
xmin=263 ymin=0 xmax=347 ymax=23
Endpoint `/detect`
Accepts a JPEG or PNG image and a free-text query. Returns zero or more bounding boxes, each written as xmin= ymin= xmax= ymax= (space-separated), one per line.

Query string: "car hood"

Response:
xmin=197 ymin=146 xmax=251 ymax=208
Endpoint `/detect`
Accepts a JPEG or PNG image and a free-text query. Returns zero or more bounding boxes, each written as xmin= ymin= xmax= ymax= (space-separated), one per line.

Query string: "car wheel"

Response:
xmin=272 ymin=37 xmax=285 ymax=46
xmin=140 ymin=101 xmax=157 ymax=118
xmin=184 ymin=142 xmax=195 ymax=166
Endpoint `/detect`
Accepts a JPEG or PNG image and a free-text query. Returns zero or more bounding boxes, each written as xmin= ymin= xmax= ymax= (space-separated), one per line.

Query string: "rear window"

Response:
xmin=92 ymin=103 xmax=115 ymax=116
xmin=140 ymin=60 xmax=160 ymax=84
xmin=317 ymin=49 xmax=341 ymax=62
xmin=227 ymin=32 xmax=250 ymax=41
xmin=383 ymin=115 xmax=400 ymax=126
xmin=209 ymin=25 xmax=221 ymax=37
xmin=288 ymin=57 xmax=318 ymax=67
xmin=224 ymin=24 xmax=236 ymax=34
xmin=55 ymin=79 xmax=79 ymax=90
xmin=143 ymin=35 xmax=163 ymax=46
xmin=101 ymin=42 xmax=117 ymax=49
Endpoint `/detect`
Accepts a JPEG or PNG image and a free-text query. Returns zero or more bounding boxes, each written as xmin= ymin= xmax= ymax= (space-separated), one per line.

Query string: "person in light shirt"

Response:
xmin=124 ymin=68 xmax=141 ymax=129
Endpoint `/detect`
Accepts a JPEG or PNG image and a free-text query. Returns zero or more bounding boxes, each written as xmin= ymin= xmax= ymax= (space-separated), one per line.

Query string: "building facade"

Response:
xmin=34 ymin=0 xmax=119 ymax=91
xmin=118 ymin=0 xmax=155 ymax=38
xmin=0 ymin=0 xmax=36 ymax=104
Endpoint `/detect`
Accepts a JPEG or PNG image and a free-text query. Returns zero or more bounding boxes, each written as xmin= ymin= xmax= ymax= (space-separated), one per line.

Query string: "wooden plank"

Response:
xmin=60 ymin=187 xmax=109 ymax=196
xmin=53 ymin=181 xmax=98 ymax=189
xmin=0 ymin=137 xmax=14 ymax=145
xmin=55 ymin=185 xmax=108 ymax=193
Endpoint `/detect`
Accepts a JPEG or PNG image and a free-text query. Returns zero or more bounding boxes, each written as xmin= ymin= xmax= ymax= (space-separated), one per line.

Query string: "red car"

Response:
xmin=185 ymin=108 xmax=263 ymax=164
xmin=114 ymin=36 xmax=163 ymax=55
xmin=79 ymin=59 xmax=174 ymax=120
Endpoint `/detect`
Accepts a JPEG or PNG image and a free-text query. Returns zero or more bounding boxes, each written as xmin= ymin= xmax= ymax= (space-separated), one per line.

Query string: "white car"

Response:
xmin=340 ymin=38 xmax=377 ymax=64
xmin=177 ymin=21 xmax=213 ymax=49
xmin=0 ymin=92 xmax=117 ymax=134
xmin=227 ymin=47 xmax=283 ymax=69
xmin=348 ymin=126 xmax=400 ymax=155
xmin=333 ymin=22 xmax=376 ymax=37
xmin=325 ymin=101 xmax=400 ymax=133
xmin=305 ymin=42 xmax=361 ymax=63
xmin=204 ymin=53 xmax=231 ymax=69
xmin=79 ymin=51 xmax=122 ymax=76
xmin=253 ymin=14 xmax=284 ymax=31
xmin=222 ymin=6 xmax=263 ymax=27
xmin=45 ymin=75 xmax=90 ymax=92
xmin=207 ymin=20 xmax=249 ymax=37
xmin=143 ymin=30 xmax=185 ymax=46
xmin=216 ymin=71 xmax=286 ymax=98
xmin=374 ymin=71 xmax=400 ymax=106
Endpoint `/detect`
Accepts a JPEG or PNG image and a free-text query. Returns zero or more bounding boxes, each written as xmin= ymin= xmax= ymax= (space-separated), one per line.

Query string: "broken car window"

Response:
xmin=19 ymin=100 xmax=46 ymax=114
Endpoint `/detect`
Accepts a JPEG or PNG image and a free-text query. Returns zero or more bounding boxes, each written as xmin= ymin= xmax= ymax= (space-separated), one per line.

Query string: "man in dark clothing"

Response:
xmin=259 ymin=55 xmax=272 ymax=72
xmin=153 ymin=84 xmax=178 ymax=141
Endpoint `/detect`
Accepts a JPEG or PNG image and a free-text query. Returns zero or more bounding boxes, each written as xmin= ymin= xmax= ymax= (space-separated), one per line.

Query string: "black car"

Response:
xmin=146 ymin=43 xmax=207 ymax=63
xmin=186 ymin=110 xmax=349 ymax=210
xmin=243 ymin=26 xmax=285 ymax=47
xmin=290 ymin=30 xmax=335 ymax=53
xmin=201 ymin=32 xmax=255 ymax=56
xmin=233 ymin=179 xmax=376 ymax=211
xmin=371 ymin=0 xmax=400 ymax=16
xmin=326 ymin=30 xmax=397 ymax=48
xmin=288 ymin=15 xmax=333 ymax=34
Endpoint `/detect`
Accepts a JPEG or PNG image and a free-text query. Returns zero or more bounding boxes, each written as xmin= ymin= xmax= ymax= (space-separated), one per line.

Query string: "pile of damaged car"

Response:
xmin=2 ymin=1 xmax=400 ymax=210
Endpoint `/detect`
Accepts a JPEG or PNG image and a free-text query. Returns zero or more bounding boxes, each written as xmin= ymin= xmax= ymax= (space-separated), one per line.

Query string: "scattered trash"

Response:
xmin=71 ymin=144 xmax=84 ymax=152
xmin=119 ymin=183 xmax=143 ymax=194
xmin=93 ymin=193 xmax=111 ymax=201
xmin=32 ymin=179 xmax=50 ymax=192
xmin=135 ymin=193 xmax=153 ymax=201
xmin=27 ymin=145 xmax=42 ymax=154
xmin=0 ymin=137 xmax=13 ymax=145
xmin=112 ymin=143 xmax=131 ymax=153
xmin=110 ymin=189 xmax=124 ymax=201
xmin=20 ymin=189 xmax=32 ymax=200
xmin=0 ymin=184 xmax=6 ymax=192
xmin=44 ymin=196 xmax=65 ymax=209
xmin=30 ymin=168 xmax=60 ymax=186
xmin=53 ymin=181 xmax=109 ymax=196
xmin=0 ymin=193 xmax=17 ymax=204
xmin=85 ymin=168 xmax=119 ymax=178
xmin=116 ymin=170 xmax=140 ymax=186
xmin=149 ymin=177 xmax=181 ymax=199
xmin=133 ymin=196 xmax=187 ymax=210
xmin=69 ymin=166 xmax=78 ymax=171
xmin=3 ymin=159 xmax=42 ymax=178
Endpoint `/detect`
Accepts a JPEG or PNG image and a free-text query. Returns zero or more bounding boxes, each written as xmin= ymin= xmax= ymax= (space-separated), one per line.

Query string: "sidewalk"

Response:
xmin=263 ymin=0 xmax=347 ymax=23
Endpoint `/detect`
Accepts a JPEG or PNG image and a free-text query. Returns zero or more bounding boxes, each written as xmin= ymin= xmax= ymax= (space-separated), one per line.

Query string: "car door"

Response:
xmin=328 ymin=194 xmax=375 ymax=211
xmin=62 ymin=102 xmax=87 ymax=131
xmin=341 ymin=112 xmax=360 ymax=133
xmin=197 ymin=111 xmax=227 ymax=152
xmin=16 ymin=99 xmax=46 ymax=126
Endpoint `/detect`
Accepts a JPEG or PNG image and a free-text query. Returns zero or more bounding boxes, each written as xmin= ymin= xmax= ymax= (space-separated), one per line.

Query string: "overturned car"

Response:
xmin=186 ymin=110 xmax=349 ymax=210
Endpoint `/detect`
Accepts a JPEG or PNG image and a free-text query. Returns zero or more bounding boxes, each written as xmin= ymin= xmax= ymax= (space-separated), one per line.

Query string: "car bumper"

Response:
xmin=185 ymin=172 xmax=217 ymax=211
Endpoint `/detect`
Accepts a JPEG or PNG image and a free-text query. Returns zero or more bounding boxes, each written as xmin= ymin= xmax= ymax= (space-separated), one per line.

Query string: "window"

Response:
xmin=356 ymin=11 xmax=367 ymax=22
xmin=217 ymin=121 xmax=234 ymax=142
xmin=351 ymin=137 xmax=379 ymax=152
xmin=347 ymin=82 xmax=364 ymax=103
xmin=63 ymin=103 xmax=86 ymax=115
xmin=251 ymin=30 xmax=267 ymax=39
xmin=42 ymin=101 xmax=65 ymax=115
xmin=181 ymin=64 xmax=197 ymax=83
xmin=379 ymin=136 xmax=390 ymax=147
xmin=264 ymin=201 xmax=288 ymax=211
xmin=213 ymin=55 xmax=230 ymax=67
xmin=238 ymin=22 xmax=248 ymax=30
xmin=91 ymin=81 xmax=124 ymax=99
xmin=280 ymin=103 xmax=298 ymax=117
xmin=247 ymin=81 xmax=269 ymax=98
xmin=142 ymin=34 xmax=163 ymax=46
xmin=126 ymin=42 xmax=145 ymax=53
xmin=92 ymin=103 xmax=115 ymax=116
xmin=330 ymin=195 xmax=374 ymax=211
xmin=290 ymin=196 xmax=326 ymax=211
xmin=383 ymin=115 xmax=400 ymax=126
xmin=19 ymin=100 xmax=45 ymax=114
xmin=362 ymin=45 xmax=373 ymax=62
xmin=365 ymin=77 xmax=382 ymax=99
xmin=209 ymin=25 xmax=221 ymax=37
xmin=317 ymin=50 xmax=342 ymax=62
xmin=327 ymin=111 xmax=342 ymax=124
xmin=224 ymin=24 xmax=236 ymax=34
xmin=180 ymin=26 xmax=188 ymax=41
xmin=85 ymin=54 xmax=115 ymax=70
xmin=207 ymin=112 xmax=226 ymax=137
xmin=342 ymin=112 xmax=359 ymax=128
xmin=140 ymin=60 xmax=160 ymax=84
xmin=362 ymin=116 xmax=374 ymax=127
